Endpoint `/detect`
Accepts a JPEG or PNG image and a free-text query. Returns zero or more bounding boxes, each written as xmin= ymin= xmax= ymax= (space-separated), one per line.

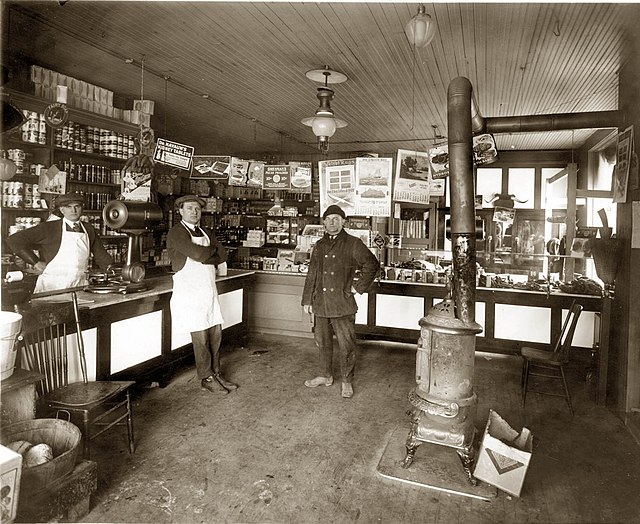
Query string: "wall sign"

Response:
xmin=153 ymin=138 xmax=194 ymax=170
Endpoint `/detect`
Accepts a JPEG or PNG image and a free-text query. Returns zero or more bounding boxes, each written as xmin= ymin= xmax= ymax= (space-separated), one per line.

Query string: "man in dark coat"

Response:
xmin=301 ymin=205 xmax=379 ymax=398
xmin=7 ymin=192 xmax=113 ymax=293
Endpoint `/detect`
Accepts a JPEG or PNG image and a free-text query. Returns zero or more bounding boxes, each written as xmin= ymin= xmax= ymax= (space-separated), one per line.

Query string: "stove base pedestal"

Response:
xmin=377 ymin=425 xmax=497 ymax=501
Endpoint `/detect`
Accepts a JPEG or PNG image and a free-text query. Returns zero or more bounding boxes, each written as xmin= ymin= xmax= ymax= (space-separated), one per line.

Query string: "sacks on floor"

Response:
xmin=473 ymin=410 xmax=533 ymax=497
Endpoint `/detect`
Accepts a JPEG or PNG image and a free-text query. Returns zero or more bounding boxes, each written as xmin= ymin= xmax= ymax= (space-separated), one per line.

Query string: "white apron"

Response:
xmin=170 ymin=227 xmax=223 ymax=333
xmin=34 ymin=221 xmax=90 ymax=293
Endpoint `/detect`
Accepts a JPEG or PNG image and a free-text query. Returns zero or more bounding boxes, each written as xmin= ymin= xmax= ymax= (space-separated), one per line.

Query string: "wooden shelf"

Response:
xmin=4 ymin=89 xmax=140 ymax=136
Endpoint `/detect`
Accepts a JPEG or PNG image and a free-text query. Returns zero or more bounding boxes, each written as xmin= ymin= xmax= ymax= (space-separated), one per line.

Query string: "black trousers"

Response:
xmin=190 ymin=324 xmax=222 ymax=380
xmin=314 ymin=314 xmax=356 ymax=383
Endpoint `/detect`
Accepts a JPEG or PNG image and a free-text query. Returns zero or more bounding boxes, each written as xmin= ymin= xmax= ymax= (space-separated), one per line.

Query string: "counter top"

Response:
xmin=29 ymin=269 xmax=256 ymax=310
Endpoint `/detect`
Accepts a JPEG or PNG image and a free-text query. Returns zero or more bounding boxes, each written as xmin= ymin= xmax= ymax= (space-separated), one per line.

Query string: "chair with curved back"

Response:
xmin=521 ymin=301 xmax=583 ymax=416
xmin=18 ymin=291 xmax=135 ymax=458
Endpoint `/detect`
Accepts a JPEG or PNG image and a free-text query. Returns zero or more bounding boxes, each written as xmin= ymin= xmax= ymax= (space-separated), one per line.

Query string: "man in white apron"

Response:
xmin=166 ymin=195 xmax=238 ymax=395
xmin=7 ymin=192 xmax=113 ymax=293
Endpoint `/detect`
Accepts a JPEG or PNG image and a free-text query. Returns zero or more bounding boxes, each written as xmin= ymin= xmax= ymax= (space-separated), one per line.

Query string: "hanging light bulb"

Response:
xmin=301 ymin=67 xmax=348 ymax=153
xmin=405 ymin=4 xmax=437 ymax=48
xmin=302 ymin=86 xmax=347 ymax=152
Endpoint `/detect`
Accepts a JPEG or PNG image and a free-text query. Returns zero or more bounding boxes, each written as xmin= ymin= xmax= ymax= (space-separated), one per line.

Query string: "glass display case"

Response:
xmin=265 ymin=217 xmax=299 ymax=246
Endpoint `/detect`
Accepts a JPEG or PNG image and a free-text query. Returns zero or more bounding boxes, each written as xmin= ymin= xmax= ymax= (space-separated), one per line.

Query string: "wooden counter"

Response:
xmin=28 ymin=270 xmax=255 ymax=385
xmin=247 ymin=271 xmax=611 ymax=404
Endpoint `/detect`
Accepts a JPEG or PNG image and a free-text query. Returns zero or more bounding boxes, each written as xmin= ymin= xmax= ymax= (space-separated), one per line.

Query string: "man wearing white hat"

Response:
xmin=301 ymin=204 xmax=379 ymax=399
xmin=7 ymin=192 xmax=113 ymax=293
xmin=167 ymin=194 xmax=237 ymax=395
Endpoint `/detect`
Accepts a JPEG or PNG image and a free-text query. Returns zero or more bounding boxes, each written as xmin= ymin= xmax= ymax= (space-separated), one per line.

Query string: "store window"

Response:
xmin=476 ymin=168 xmax=502 ymax=206
xmin=508 ymin=168 xmax=535 ymax=208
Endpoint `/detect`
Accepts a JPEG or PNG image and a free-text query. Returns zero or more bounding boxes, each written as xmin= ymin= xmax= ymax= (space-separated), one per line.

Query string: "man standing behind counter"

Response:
xmin=166 ymin=195 xmax=238 ymax=395
xmin=302 ymin=205 xmax=379 ymax=399
xmin=7 ymin=192 xmax=113 ymax=293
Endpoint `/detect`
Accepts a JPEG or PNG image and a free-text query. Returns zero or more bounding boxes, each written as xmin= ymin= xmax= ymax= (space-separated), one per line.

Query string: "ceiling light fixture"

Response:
xmin=404 ymin=4 xmax=436 ymax=48
xmin=301 ymin=66 xmax=348 ymax=153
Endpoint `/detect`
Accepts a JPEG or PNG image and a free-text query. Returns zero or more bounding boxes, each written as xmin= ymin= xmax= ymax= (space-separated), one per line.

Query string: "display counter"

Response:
xmin=248 ymin=271 xmax=611 ymax=404
xmin=28 ymin=269 xmax=255 ymax=385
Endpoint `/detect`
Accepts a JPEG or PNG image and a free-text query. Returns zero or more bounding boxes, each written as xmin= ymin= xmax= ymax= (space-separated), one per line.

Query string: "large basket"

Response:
xmin=0 ymin=418 xmax=81 ymax=495
xmin=589 ymin=238 xmax=620 ymax=284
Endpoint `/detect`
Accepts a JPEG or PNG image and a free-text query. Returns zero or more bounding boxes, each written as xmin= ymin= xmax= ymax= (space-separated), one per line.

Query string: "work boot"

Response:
xmin=341 ymin=382 xmax=354 ymax=399
xmin=304 ymin=376 xmax=334 ymax=388
xmin=214 ymin=373 xmax=238 ymax=390
xmin=201 ymin=376 xmax=229 ymax=395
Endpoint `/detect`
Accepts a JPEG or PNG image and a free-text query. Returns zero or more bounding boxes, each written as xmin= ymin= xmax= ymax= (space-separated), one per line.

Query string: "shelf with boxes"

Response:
xmin=1 ymin=89 xmax=140 ymax=240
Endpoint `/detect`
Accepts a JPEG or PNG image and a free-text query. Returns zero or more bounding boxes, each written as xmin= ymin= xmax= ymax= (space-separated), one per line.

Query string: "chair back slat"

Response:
xmin=554 ymin=302 xmax=583 ymax=363
xmin=19 ymin=299 xmax=75 ymax=398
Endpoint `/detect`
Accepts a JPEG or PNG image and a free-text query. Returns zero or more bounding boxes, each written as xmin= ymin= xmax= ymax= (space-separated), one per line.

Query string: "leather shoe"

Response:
xmin=304 ymin=376 xmax=334 ymax=388
xmin=215 ymin=373 xmax=238 ymax=390
xmin=201 ymin=376 xmax=229 ymax=395
xmin=341 ymin=382 xmax=353 ymax=398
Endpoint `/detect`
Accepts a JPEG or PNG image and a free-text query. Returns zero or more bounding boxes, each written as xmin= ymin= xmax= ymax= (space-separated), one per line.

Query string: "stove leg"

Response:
xmin=401 ymin=412 xmax=420 ymax=469
xmin=456 ymin=445 xmax=477 ymax=486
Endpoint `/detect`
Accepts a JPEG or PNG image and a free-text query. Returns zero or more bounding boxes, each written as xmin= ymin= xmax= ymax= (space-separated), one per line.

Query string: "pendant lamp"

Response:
xmin=405 ymin=4 xmax=436 ymax=48
xmin=301 ymin=67 xmax=348 ymax=153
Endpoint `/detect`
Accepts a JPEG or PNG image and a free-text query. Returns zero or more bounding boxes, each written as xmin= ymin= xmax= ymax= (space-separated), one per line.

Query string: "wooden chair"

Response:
xmin=18 ymin=291 xmax=135 ymax=458
xmin=521 ymin=301 xmax=583 ymax=415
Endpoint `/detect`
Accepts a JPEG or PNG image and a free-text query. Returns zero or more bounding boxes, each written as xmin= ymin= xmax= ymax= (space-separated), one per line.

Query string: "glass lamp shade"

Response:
xmin=311 ymin=116 xmax=337 ymax=138
xmin=405 ymin=6 xmax=436 ymax=48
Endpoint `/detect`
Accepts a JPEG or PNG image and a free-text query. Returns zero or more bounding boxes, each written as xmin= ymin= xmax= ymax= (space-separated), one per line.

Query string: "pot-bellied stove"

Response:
xmin=401 ymin=291 xmax=482 ymax=484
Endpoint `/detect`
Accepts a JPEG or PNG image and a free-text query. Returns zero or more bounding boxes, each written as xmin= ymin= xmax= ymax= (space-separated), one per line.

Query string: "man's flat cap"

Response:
xmin=54 ymin=192 xmax=86 ymax=208
xmin=175 ymin=195 xmax=206 ymax=208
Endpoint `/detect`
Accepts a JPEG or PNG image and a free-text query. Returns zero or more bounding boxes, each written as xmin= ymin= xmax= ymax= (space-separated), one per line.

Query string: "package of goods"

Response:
xmin=243 ymin=230 xmax=265 ymax=247
xmin=473 ymin=410 xmax=533 ymax=497
xmin=133 ymin=100 xmax=155 ymax=115
xmin=0 ymin=445 xmax=22 ymax=522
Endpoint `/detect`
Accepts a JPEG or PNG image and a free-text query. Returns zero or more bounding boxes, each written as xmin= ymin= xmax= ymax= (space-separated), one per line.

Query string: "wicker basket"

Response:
xmin=0 ymin=418 xmax=81 ymax=495
xmin=589 ymin=238 xmax=620 ymax=284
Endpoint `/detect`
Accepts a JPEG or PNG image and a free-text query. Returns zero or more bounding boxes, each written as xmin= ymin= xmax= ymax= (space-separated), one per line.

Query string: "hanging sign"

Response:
xmin=263 ymin=165 xmax=291 ymax=189
xmin=354 ymin=156 xmax=392 ymax=216
xmin=153 ymin=138 xmax=194 ymax=170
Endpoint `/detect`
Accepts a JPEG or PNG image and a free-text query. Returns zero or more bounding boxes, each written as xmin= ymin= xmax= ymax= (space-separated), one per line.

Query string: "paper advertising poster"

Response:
xmin=229 ymin=157 xmax=249 ymax=186
xmin=428 ymin=145 xmax=449 ymax=179
xmin=289 ymin=161 xmax=312 ymax=194
xmin=355 ymin=157 xmax=392 ymax=216
xmin=247 ymin=161 xmax=265 ymax=187
xmin=191 ymin=155 xmax=230 ymax=180
xmin=319 ymin=158 xmax=357 ymax=216
xmin=613 ymin=125 xmax=634 ymax=203
xmin=428 ymin=134 xmax=498 ymax=180
xmin=394 ymin=149 xmax=431 ymax=204
xmin=264 ymin=164 xmax=291 ymax=190
xmin=473 ymin=134 xmax=498 ymax=165
xmin=153 ymin=138 xmax=194 ymax=170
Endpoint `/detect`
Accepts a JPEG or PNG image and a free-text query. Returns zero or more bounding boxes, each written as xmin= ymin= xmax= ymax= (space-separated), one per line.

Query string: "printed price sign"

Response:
xmin=153 ymin=138 xmax=194 ymax=170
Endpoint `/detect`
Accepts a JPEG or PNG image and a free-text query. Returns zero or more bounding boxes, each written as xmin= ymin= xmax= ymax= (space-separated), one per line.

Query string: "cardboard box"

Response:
xmin=473 ymin=410 xmax=533 ymax=497
xmin=133 ymin=99 xmax=155 ymax=114
xmin=0 ymin=444 xmax=23 ymax=522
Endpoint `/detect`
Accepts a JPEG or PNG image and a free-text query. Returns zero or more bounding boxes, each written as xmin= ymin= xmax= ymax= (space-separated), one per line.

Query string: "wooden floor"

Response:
xmin=79 ymin=334 xmax=640 ymax=523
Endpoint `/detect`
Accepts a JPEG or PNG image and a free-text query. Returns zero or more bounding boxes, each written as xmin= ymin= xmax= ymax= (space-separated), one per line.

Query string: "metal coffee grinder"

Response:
xmin=101 ymin=200 xmax=163 ymax=292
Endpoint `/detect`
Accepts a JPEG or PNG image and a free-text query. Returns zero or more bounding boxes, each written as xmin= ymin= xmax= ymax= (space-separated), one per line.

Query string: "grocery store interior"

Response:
xmin=1 ymin=2 xmax=640 ymax=523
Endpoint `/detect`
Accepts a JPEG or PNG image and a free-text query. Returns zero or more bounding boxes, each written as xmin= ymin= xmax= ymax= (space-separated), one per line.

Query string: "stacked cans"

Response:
xmin=54 ymin=122 xmax=134 ymax=159
xmin=20 ymin=111 xmax=46 ymax=145
xmin=6 ymin=149 xmax=26 ymax=174
xmin=2 ymin=181 xmax=41 ymax=209
xmin=8 ymin=216 xmax=42 ymax=235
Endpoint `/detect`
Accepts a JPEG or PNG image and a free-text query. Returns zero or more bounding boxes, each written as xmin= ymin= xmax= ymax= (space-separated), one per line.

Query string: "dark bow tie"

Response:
xmin=190 ymin=226 xmax=204 ymax=237
xmin=66 ymin=223 xmax=82 ymax=233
